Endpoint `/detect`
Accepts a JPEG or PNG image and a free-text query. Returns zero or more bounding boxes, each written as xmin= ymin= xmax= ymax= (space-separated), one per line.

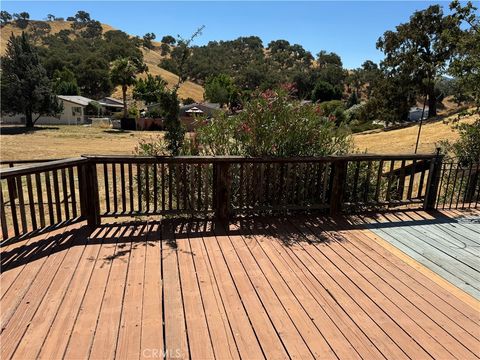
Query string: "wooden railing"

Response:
xmin=3 ymin=152 xmax=475 ymax=244
xmin=0 ymin=158 xmax=88 ymax=243
xmin=436 ymin=161 xmax=480 ymax=210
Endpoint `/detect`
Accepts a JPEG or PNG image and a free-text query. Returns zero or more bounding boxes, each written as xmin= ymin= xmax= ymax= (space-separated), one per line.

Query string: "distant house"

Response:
xmin=0 ymin=95 xmax=124 ymax=125
xmin=179 ymin=103 xmax=221 ymax=118
xmin=141 ymin=102 xmax=221 ymax=131
xmin=408 ymin=106 xmax=429 ymax=122
xmin=98 ymin=97 xmax=125 ymax=111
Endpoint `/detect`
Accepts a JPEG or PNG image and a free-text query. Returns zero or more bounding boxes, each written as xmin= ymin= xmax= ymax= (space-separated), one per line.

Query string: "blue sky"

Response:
xmin=3 ymin=1 xmax=454 ymax=69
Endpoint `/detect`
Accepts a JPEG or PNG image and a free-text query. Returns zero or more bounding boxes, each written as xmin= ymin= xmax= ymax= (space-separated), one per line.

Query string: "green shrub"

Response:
xmin=440 ymin=119 xmax=480 ymax=164
xmin=194 ymin=88 xmax=352 ymax=156
xmin=85 ymin=101 xmax=101 ymax=116
xmin=318 ymin=100 xmax=346 ymax=125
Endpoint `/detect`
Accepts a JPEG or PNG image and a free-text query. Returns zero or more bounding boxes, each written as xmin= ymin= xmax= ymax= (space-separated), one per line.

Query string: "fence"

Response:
xmin=1 ymin=153 xmax=478 ymax=244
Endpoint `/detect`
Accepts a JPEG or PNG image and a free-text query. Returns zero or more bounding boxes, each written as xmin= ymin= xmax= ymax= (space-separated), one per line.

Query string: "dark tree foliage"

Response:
xmin=143 ymin=32 xmax=156 ymax=49
xmin=377 ymin=4 xmax=462 ymax=118
xmin=311 ymin=80 xmax=342 ymax=102
xmin=345 ymin=60 xmax=382 ymax=100
xmin=448 ymin=1 xmax=479 ymax=109
xmin=204 ymin=74 xmax=238 ymax=107
xmin=39 ymin=28 xmax=143 ymax=99
xmin=82 ymin=20 xmax=103 ymax=39
xmin=77 ymin=57 xmax=112 ymax=98
xmin=292 ymin=70 xmax=316 ymax=99
xmin=1 ymin=33 xmax=62 ymax=128
xmin=182 ymin=97 xmax=195 ymax=105
xmin=70 ymin=11 xmax=91 ymax=30
xmin=346 ymin=92 xmax=359 ymax=108
xmin=52 ymin=68 xmax=80 ymax=95
xmin=110 ymin=57 xmax=146 ymax=117
xmin=316 ymin=50 xmax=343 ymax=68
xmin=176 ymin=36 xmax=265 ymax=82
xmin=161 ymin=35 xmax=176 ymax=45
xmin=449 ymin=120 xmax=480 ymax=164
xmin=368 ymin=72 xmax=417 ymax=124
xmin=13 ymin=12 xmax=30 ymax=29
xmin=133 ymin=74 xmax=167 ymax=104
xmin=1 ymin=11 xmax=12 ymax=25
xmin=160 ymin=43 xmax=170 ymax=56
xmin=266 ymin=40 xmax=313 ymax=82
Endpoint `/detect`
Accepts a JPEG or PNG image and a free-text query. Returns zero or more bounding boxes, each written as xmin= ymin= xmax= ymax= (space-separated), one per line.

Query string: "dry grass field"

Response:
xmin=1 ymin=111 xmax=477 ymax=161
xmin=353 ymin=112 xmax=478 ymax=154
xmin=0 ymin=125 xmax=165 ymax=160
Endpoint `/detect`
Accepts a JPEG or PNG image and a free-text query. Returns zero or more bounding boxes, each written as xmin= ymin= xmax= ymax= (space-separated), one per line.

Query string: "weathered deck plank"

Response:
xmin=362 ymin=210 xmax=480 ymax=299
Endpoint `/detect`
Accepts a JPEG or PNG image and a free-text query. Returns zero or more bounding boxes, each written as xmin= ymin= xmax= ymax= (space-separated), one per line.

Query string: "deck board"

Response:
xmin=362 ymin=210 xmax=480 ymax=299
xmin=302 ymin=218 xmax=477 ymax=359
xmin=62 ymin=225 xmax=124 ymax=359
xmin=37 ymin=226 xmax=108 ymax=360
xmin=1 ymin=211 xmax=479 ymax=360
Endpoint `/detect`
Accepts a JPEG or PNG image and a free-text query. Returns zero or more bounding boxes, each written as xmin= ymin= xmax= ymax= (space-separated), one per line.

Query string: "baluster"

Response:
xmin=35 ymin=173 xmax=46 ymax=227
xmin=68 ymin=167 xmax=77 ymax=218
xmin=26 ymin=174 xmax=37 ymax=230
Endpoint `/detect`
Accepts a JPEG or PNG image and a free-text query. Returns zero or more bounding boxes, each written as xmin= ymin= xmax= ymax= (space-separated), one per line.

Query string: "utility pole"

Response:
xmin=414 ymin=94 xmax=428 ymax=154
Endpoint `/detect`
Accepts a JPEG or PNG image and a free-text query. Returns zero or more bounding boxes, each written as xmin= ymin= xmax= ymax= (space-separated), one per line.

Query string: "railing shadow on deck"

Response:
xmin=349 ymin=209 xmax=480 ymax=230
xmin=2 ymin=208 xmax=478 ymax=274
xmin=1 ymin=214 xmax=350 ymax=273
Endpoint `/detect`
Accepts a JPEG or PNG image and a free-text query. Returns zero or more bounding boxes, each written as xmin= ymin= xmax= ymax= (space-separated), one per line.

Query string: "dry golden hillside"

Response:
xmin=0 ymin=21 xmax=204 ymax=102
xmin=353 ymin=111 xmax=479 ymax=154
xmin=0 ymin=21 xmax=115 ymax=55
xmin=112 ymin=47 xmax=204 ymax=102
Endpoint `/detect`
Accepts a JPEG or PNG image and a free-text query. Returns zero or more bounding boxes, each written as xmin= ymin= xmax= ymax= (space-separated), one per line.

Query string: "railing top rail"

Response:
xmin=82 ymin=153 xmax=439 ymax=164
xmin=0 ymin=158 xmax=64 ymax=165
xmin=0 ymin=157 xmax=88 ymax=178
xmin=0 ymin=153 xmax=441 ymax=177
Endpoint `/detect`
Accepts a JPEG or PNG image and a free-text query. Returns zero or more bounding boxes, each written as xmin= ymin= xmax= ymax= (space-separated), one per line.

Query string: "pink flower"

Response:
xmin=260 ymin=89 xmax=276 ymax=100
xmin=280 ymin=82 xmax=297 ymax=94
xmin=241 ymin=122 xmax=252 ymax=133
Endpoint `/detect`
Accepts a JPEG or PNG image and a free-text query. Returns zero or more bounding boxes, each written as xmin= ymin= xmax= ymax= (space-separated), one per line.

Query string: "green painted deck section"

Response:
xmin=365 ymin=210 xmax=480 ymax=299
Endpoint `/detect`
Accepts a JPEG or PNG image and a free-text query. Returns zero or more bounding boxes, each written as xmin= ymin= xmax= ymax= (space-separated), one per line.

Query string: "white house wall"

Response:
xmin=1 ymin=100 xmax=86 ymax=125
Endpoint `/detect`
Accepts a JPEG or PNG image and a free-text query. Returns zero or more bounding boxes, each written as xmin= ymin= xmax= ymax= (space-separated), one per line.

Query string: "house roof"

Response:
xmin=179 ymin=103 xmax=221 ymax=117
xmin=100 ymin=97 xmax=124 ymax=106
xmin=58 ymin=95 xmax=94 ymax=107
xmin=57 ymin=95 xmax=124 ymax=109
xmin=98 ymin=101 xmax=124 ymax=109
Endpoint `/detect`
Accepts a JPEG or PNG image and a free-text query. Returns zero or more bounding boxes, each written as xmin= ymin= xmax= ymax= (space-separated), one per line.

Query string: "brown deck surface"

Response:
xmin=1 ymin=211 xmax=479 ymax=359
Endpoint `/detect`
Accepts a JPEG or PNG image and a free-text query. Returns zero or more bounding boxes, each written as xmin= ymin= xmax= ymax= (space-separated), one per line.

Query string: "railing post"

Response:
xmin=79 ymin=160 xmax=101 ymax=227
xmin=329 ymin=160 xmax=347 ymax=216
xmin=424 ymin=148 xmax=443 ymax=210
xmin=213 ymin=161 xmax=232 ymax=225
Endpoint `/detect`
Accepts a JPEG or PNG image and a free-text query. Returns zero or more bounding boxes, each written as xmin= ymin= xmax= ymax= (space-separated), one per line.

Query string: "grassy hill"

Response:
xmin=0 ymin=21 xmax=205 ymax=102
xmin=353 ymin=111 xmax=478 ymax=154
xmin=114 ymin=47 xmax=204 ymax=102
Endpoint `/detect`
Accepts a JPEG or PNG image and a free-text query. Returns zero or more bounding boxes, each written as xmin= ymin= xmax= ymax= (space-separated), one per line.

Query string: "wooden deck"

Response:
xmin=359 ymin=209 xmax=480 ymax=299
xmin=1 ymin=211 xmax=479 ymax=359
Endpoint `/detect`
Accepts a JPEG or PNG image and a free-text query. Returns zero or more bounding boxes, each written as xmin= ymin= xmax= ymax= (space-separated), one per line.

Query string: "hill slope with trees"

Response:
xmin=1 ymin=2 xmax=478 ymax=137
xmin=0 ymin=19 xmax=204 ymax=101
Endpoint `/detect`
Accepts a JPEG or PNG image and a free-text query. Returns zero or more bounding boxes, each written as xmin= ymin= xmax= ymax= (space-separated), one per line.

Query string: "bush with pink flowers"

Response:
xmin=194 ymin=87 xmax=352 ymax=156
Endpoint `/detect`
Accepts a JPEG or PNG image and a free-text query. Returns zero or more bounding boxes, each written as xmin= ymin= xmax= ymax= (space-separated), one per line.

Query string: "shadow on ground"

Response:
xmin=2 ymin=209 xmax=470 ymax=272
xmin=0 ymin=126 xmax=59 ymax=135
